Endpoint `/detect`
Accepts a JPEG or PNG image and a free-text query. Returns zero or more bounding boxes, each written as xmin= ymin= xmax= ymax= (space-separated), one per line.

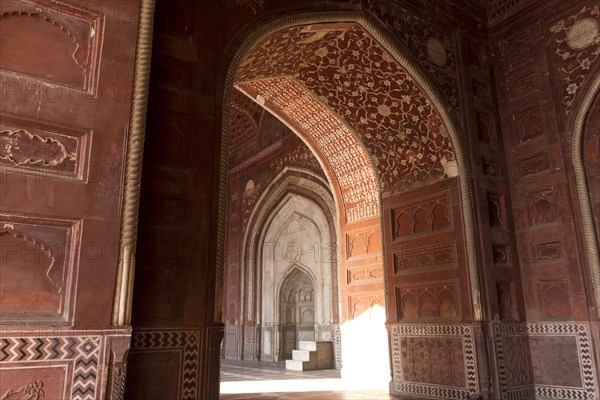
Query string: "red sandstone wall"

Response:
xmin=0 ymin=0 xmax=140 ymax=397
xmin=124 ymin=1 xmax=222 ymax=399
xmin=490 ymin=1 xmax=600 ymax=398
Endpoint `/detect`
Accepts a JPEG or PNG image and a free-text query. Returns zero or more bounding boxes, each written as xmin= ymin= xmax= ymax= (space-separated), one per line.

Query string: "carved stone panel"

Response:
xmin=0 ymin=370 xmax=64 ymax=400
xmin=0 ymin=114 xmax=91 ymax=181
xmin=0 ymin=214 xmax=81 ymax=322
xmin=487 ymin=192 xmax=505 ymax=229
xmin=528 ymin=240 xmax=564 ymax=263
xmin=346 ymin=230 xmax=380 ymax=259
xmin=347 ymin=265 xmax=383 ymax=285
xmin=347 ymin=292 xmax=384 ymax=320
xmin=128 ymin=330 xmax=200 ymax=400
xmin=494 ymin=323 xmax=534 ymax=398
xmin=391 ymin=192 xmax=452 ymax=239
xmin=396 ymin=283 xmax=459 ymax=320
xmin=526 ymin=186 xmax=559 ymax=226
xmin=497 ymin=281 xmax=517 ymax=321
xmin=537 ymin=279 xmax=571 ymax=319
xmin=519 ymin=151 xmax=550 ymax=178
xmin=0 ymin=1 xmax=103 ymax=93
xmin=513 ymin=105 xmax=545 ymax=144
xmin=508 ymin=73 xmax=540 ymax=101
xmin=0 ymin=334 xmax=102 ymax=399
xmin=476 ymin=110 xmax=496 ymax=143
xmin=389 ymin=324 xmax=478 ymax=399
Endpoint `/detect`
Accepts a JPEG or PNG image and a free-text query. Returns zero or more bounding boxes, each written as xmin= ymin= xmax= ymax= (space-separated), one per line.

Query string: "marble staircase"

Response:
xmin=285 ymin=341 xmax=334 ymax=371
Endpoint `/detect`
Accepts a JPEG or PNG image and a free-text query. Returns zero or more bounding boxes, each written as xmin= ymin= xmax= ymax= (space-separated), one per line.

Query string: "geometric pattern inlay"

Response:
xmin=0 ymin=335 xmax=101 ymax=400
xmin=131 ymin=330 xmax=200 ymax=400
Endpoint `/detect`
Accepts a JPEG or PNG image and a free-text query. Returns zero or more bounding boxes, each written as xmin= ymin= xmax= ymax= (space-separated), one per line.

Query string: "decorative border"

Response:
xmin=494 ymin=323 xmax=535 ymax=400
xmin=131 ymin=330 xmax=200 ymax=400
xmin=220 ymin=11 xmax=482 ymax=322
xmin=389 ymin=324 xmax=478 ymax=399
xmin=0 ymin=335 xmax=101 ymax=400
xmin=527 ymin=322 xmax=597 ymax=400
xmin=571 ymin=73 xmax=600 ymax=319
xmin=112 ymin=0 xmax=156 ymax=326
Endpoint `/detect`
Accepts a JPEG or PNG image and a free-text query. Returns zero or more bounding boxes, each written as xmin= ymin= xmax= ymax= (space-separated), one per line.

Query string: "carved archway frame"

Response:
xmin=571 ymin=73 xmax=600 ymax=318
xmin=220 ymin=12 xmax=483 ymax=321
xmin=112 ymin=10 xmax=483 ymax=323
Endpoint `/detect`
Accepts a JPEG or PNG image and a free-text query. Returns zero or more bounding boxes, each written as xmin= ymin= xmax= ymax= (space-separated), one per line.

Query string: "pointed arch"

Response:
xmin=219 ymin=11 xmax=482 ymax=321
xmin=240 ymin=168 xmax=339 ymax=323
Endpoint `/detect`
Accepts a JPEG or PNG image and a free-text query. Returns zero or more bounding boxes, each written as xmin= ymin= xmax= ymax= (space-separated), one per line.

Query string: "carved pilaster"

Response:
xmin=106 ymin=332 xmax=132 ymax=400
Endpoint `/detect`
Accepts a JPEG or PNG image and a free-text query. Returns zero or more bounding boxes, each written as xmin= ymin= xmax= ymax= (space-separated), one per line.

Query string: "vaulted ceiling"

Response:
xmin=234 ymin=22 xmax=456 ymax=222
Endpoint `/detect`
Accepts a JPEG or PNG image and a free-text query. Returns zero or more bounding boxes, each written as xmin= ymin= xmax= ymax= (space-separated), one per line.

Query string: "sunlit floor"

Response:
xmin=220 ymin=359 xmax=397 ymax=399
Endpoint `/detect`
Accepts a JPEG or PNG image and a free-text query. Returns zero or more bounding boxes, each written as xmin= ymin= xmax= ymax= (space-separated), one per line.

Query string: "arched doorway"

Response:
xmin=218 ymin=11 xmax=481 ymax=395
xmin=255 ymin=188 xmax=335 ymax=362
xmin=279 ymin=265 xmax=315 ymax=360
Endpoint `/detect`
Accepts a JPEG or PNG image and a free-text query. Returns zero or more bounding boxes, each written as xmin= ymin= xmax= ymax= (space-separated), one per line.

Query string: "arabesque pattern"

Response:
xmin=236 ymin=23 xmax=455 ymax=218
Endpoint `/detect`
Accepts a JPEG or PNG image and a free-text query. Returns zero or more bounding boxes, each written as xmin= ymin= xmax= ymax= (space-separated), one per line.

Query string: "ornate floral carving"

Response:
xmin=237 ymin=22 xmax=456 ymax=205
xmin=549 ymin=6 xmax=600 ymax=115
xmin=394 ymin=242 xmax=457 ymax=273
xmin=366 ymin=0 xmax=460 ymax=109
xmin=240 ymin=77 xmax=379 ymax=222
xmin=347 ymin=265 xmax=384 ymax=284
xmin=390 ymin=324 xmax=478 ymax=399
xmin=1 ymin=381 xmax=45 ymax=400
xmin=0 ymin=129 xmax=72 ymax=167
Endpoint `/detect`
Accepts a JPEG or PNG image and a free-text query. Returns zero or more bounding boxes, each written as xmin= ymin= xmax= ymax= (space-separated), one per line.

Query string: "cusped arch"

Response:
xmin=220 ymin=11 xmax=482 ymax=320
xmin=571 ymin=72 xmax=600 ymax=317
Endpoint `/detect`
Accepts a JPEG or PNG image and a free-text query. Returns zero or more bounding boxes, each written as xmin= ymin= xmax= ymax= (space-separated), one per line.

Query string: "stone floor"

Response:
xmin=220 ymin=359 xmax=397 ymax=400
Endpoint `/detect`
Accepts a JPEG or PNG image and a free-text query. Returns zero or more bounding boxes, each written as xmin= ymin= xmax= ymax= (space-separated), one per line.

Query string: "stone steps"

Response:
xmin=285 ymin=341 xmax=333 ymax=371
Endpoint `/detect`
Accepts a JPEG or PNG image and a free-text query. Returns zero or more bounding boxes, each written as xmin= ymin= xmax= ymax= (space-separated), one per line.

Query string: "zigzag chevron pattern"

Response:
xmin=0 ymin=336 xmax=100 ymax=400
xmin=389 ymin=324 xmax=478 ymax=399
xmin=131 ymin=330 xmax=200 ymax=400
xmin=493 ymin=322 xmax=534 ymax=400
